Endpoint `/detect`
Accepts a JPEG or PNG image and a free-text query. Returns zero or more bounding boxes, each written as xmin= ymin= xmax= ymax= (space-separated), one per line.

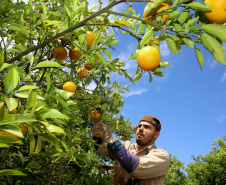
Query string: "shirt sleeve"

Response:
xmin=131 ymin=148 xmax=170 ymax=179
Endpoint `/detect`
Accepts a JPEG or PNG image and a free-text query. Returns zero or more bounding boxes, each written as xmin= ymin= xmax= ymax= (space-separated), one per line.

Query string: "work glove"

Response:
xmin=90 ymin=108 xmax=117 ymax=144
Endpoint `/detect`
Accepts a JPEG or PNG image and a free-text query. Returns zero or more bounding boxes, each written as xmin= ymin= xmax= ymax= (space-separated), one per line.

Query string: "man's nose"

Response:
xmin=138 ymin=125 xmax=144 ymax=131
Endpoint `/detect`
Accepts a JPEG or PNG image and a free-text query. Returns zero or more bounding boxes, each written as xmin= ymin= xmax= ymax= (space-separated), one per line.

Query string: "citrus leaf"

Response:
xmin=45 ymin=72 xmax=51 ymax=92
xmin=38 ymin=109 xmax=70 ymax=119
xmin=15 ymin=91 xmax=43 ymax=100
xmin=34 ymin=135 xmax=41 ymax=154
xmin=5 ymin=97 xmax=18 ymax=111
xmin=3 ymin=67 xmax=20 ymax=94
xmin=186 ymin=2 xmax=211 ymax=12
xmin=141 ymin=31 xmax=155 ymax=46
xmin=201 ymin=24 xmax=226 ymax=42
xmin=168 ymin=11 xmax=181 ymax=20
xmin=183 ymin=38 xmax=194 ymax=48
xmin=0 ymin=124 xmax=23 ymax=138
xmin=8 ymin=23 xmax=29 ymax=38
xmin=0 ymin=114 xmax=36 ymax=125
xmin=27 ymin=90 xmax=37 ymax=109
xmin=149 ymin=74 xmax=153 ymax=82
xmin=200 ymin=33 xmax=226 ymax=65
xmin=0 ymin=143 xmax=9 ymax=147
xmin=33 ymin=60 xmax=63 ymax=69
xmin=113 ymin=20 xmax=131 ymax=27
xmin=153 ymin=68 xmax=162 ymax=74
xmin=95 ymin=53 xmax=107 ymax=66
xmin=18 ymin=85 xmax=39 ymax=92
xmin=0 ymin=102 xmax=10 ymax=123
xmin=178 ymin=11 xmax=189 ymax=25
xmin=129 ymin=50 xmax=139 ymax=60
xmin=0 ymin=63 xmax=12 ymax=71
xmin=0 ymin=169 xmax=26 ymax=176
xmin=28 ymin=126 xmax=35 ymax=154
xmin=0 ymin=50 xmax=4 ymax=69
xmin=144 ymin=0 xmax=164 ymax=14
xmin=159 ymin=62 xmax=170 ymax=68
xmin=102 ymin=33 xmax=114 ymax=45
xmin=195 ymin=47 xmax=204 ymax=70
xmin=166 ymin=37 xmax=177 ymax=55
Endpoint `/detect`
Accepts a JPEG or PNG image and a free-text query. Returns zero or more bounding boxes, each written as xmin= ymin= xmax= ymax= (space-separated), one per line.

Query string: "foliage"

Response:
xmin=165 ymin=154 xmax=186 ymax=185
xmin=185 ymin=137 xmax=226 ymax=185
xmin=0 ymin=0 xmax=225 ymax=184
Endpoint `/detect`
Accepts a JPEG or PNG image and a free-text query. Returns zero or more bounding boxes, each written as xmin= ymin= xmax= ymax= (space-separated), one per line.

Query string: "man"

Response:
xmin=91 ymin=109 xmax=170 ymax=185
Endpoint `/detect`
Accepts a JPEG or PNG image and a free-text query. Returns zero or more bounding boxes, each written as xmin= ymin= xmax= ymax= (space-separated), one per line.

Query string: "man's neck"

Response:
xmin=137 ymin=142 xmax=155 ymax=153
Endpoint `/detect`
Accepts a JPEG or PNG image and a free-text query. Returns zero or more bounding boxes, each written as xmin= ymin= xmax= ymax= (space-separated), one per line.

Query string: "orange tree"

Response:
xmin=0 ymin=0 xmax=225 ymax=183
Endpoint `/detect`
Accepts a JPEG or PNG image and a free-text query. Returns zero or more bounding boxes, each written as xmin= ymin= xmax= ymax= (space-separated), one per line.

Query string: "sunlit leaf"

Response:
xmin=113 ymin=20 xmax=131 ymax=27
xmin=18 ymin=85 xmax=39 ymax=92
xmin=0 ymin=169 xmax=26 ymax=176
xmin=33 ymin=60 xmax=63 ymax=69
xmin=3 ymin=67 xmax=20 ymax=94
xmin=201 ymin=24 xmax=226 ymax=42
xmin=38 ymin=109 xmax=70 ymax=119
xmin=5 ymin=97 xmax=18 ymax=111
xmin=195 ymin=47 xmax=204 ymax=70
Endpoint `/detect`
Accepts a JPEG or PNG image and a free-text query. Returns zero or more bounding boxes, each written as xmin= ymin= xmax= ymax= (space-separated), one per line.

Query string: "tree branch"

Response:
xmin=6 ymin=0 xmax=125 ymax=64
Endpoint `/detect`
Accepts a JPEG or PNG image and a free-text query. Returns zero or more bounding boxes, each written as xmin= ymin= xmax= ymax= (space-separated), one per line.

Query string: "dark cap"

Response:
xmin=133 ymin=115 xmax=161 ymax=133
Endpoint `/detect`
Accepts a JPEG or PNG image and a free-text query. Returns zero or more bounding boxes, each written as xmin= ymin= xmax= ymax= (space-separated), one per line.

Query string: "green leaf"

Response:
xmin=5 ymin=97 xmax=18 ymax=111
xmin=173 ymin=23 xmax=183 ymax=32
xmin=28 ymin=126 xmax=35 ymax=154
xmin=186 ymin=2 xmax=211 ymax=12
xmin=0 ymin=114 xmax=36 ymax=125
xmin=18 ymin=85 xmax=39 ymax=92
xmin=45 ymin=72 xmax=51 ymax=92
xmin=113 ymin=20 xmax=131 ymax=27
xmin=201 ymin=24 xmax=226 ymax=42
xmin=34 ymin=135 xmax=41 ymax=154
xmin=64 ymin=4 xmax=71 ymax=18
xmin=168 ymin=11 xmax=181 ymax=20
xmin=95 ymin=53 xmax=107 ymax=66
xmin=140 ymin=31 xmax=155 ymax=46
xmin=195 ymin=47 xmax=204 ymax=70
xmin=27 ymin=90 xmax=37 ymax=109
xmin=0 ymin=102 xmax=10 ymax=123
xmin=153 ymin=68 xmax=162 ymax=74
xmin=144 ymin=0 xmax=164 ymax=14
xmin=55 ymin=87 xmax=73 ymax=100
xmin=200 ymin=33 xmax=226 ymax=65
xmin=0 ymin=124 xmax=23 ymax=138
xmin=159 ymin=62 xmax=170 ymax=68
xmin=149 ymin=74 xmax=153 ymax=82
xmin=3 ymin=67 xmax=20 ymax=94
xmin=166 ymin=37 xmax=177 ymax=55
xmin=0 ymin=169 xmax=26 ymax=176
xmin=133 ymin=68 xmax=142 ymax=82
xmin=38 ymin=109 xmax=70 ymax=119
xmin=42 ymin=3 xmax=47 ymax=19
xmin=0 ymin=63 xmax=12 ymax=71
xmin=129 ymin=50 xmax=139 ymax=60
xmin=46 ymin=124 xmax=65 ymax=133
xmin=103 ymin=33 xmax=114 ymax=45
xmin=183 ymin=38 xmax=194 ymax=48
xmin=33 ymin=60 xmax=63 ymax=69
xmin=15 ymin=91 xmax=43 ymax=100
xmin=137 ymin=23 xmax=146 ymax=34
xmin=8 ymin=23 xmax=29 ymax=38
xmin=0 ymin=50 xmax=4 ymax=69
xmin=0 ymin=143 xmax=9 ymax=147
xmin=178 ymin=11 xmax=189 ymax=25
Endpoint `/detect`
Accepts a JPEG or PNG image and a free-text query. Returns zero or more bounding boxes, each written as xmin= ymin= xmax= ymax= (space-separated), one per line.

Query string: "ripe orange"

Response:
xmin=119 ymin=136 xmax=123 ymax=140
xmin=63 ymin=81 xmax=76 ymax=93
xmin=69 ymin=48 xmax=82 ymax=60
xmin=0 ymin=123 xmax=27 ymax=140
xmin=53 ymin=46 xmax=67 ymax=60
xmin=85 ymin=31 xmax=96 ymax=46
xmin=144 ymin=2 xmax=170 ymax=22
xmin=204 ymin=0 xmax=226 ymax=24
xmin=84 ymin=64 xmax=93 ymax=71
xmin=90 ymin=110 xmax=101 ymax=119
xmin=137 ymin=46 xmax=161 ymax=71
xmin=77 ymin=67 xmax=88 ymax=78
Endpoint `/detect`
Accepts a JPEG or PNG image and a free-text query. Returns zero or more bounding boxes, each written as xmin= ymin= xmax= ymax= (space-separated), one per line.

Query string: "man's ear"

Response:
xmin=154 ymin=131 xmax=160 ymax=139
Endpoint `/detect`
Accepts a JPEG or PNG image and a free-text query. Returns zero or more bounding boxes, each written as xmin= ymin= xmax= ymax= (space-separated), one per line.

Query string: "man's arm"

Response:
xmin=107 ymin=141 xmax=170 ymax=179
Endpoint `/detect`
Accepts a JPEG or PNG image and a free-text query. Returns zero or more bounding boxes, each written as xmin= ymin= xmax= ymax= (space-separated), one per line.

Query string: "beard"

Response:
xmin=136 ymin=132 xmax=155 ymax=146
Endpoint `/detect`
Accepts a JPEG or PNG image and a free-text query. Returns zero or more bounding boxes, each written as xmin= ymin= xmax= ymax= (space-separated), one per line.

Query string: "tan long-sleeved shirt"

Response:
xmin=97 ymin=141 xmax=170 ymax=185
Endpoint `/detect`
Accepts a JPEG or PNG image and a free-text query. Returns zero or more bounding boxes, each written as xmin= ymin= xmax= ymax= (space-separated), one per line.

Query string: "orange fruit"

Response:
xmin=63 ymin=81 xmax=76 ymax=93
xmin=77 ymin=67 xmax=88 ymax=78
xmin=69 ymin=48 xmax=82 ymax=60
xmin=119 ymin=136 xmax=123 ymax=140
xmin=137 ymin=46 xmax=161 ymax=71
xmin=124 ymin=133 xmax=128 ymax=137
xmin=144 ymin=2 xmax=170 ymax=23
xmin=84 ymin=64 xmax=93 ymax=71
xmin=0 ymin=123 xmax=27 ymax=140
xmin=204 ymin=0 xmax=226 ymax=24
xmin=53 ymin=46 xmax=67 ymax=60
xmin=85 ymin=31 xmax=96 ymax=46
xmin=90 ymin=110 xmax=101 ymax=119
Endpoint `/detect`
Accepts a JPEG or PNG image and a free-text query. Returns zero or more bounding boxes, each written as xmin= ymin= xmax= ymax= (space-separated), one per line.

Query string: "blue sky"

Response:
xmin=89 ymin=1 xmax=226 ymax=167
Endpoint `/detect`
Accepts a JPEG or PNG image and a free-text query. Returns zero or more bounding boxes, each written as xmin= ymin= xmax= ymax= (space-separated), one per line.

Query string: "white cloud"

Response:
xmin=221 ymin=73 xmax=226 ymax=82
xmin=216 ymin=116 xmax=226 ymax=123
xmin=123 ymin=88 xmax=148 ymax=98
xmin=160 ymin=41 xmax=171 ymax=56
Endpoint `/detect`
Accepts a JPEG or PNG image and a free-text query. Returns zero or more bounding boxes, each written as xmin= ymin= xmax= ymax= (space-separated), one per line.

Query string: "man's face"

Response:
xmin=136 ymin=121 xmax=159 ymax=146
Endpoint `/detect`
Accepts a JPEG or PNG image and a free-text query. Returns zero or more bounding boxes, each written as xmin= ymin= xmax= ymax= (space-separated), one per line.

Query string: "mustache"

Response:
xmin=137 ymin=132 xmax=144 ymax=137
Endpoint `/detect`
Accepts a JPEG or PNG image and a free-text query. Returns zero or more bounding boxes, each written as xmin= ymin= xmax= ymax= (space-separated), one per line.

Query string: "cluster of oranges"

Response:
xmin=56 ymin=31 xmax=98 ymax=94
